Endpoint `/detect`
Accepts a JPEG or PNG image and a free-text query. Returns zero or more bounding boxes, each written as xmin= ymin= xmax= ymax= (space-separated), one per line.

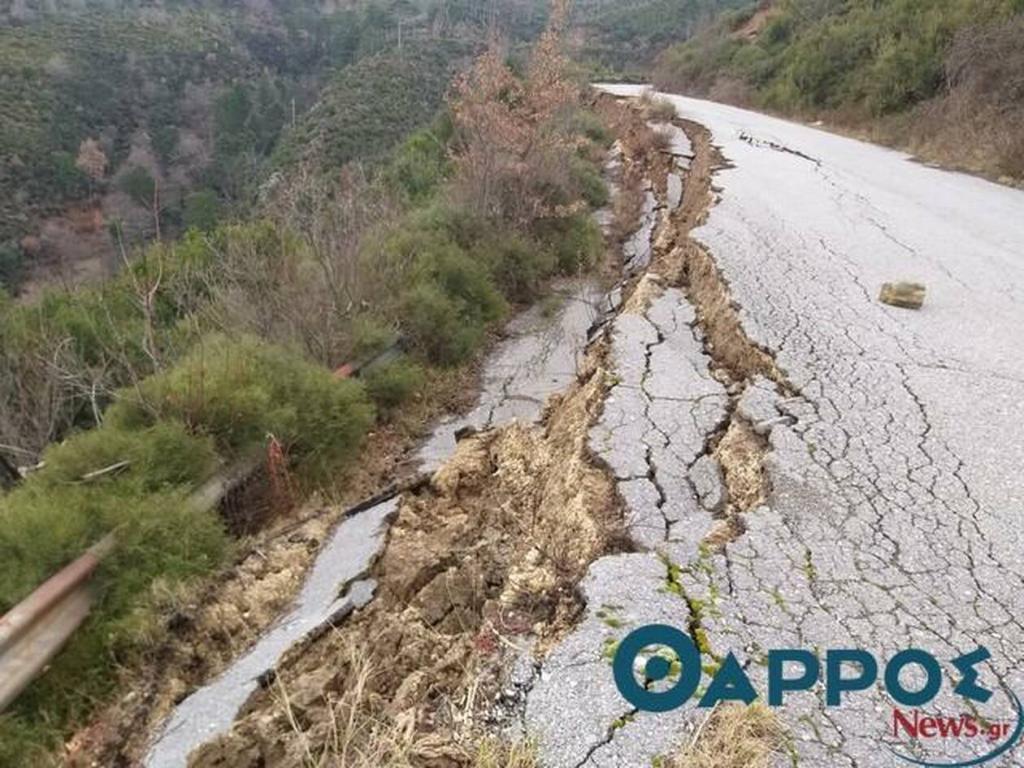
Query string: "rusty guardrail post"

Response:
xmin=0 ymin=533 xmax=115 ymax=712
xmin=0 ymin=453 xmax=265 ymax=713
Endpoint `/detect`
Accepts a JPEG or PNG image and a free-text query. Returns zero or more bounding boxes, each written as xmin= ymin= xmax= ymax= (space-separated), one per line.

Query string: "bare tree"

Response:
xmin=76 ymin=138 xmax=108 ymax=197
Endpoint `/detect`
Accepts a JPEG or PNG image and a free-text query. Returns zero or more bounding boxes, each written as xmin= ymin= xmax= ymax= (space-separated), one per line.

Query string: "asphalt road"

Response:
xmin=527 ymin=87 xmax=1024 ymax=767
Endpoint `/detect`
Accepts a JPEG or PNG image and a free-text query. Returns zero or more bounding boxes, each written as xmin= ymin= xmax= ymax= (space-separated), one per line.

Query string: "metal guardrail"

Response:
xmin=0 ymin=455 xmax=265 ymax=713
xmin=0 ymin=534 xmax=115 ymax=712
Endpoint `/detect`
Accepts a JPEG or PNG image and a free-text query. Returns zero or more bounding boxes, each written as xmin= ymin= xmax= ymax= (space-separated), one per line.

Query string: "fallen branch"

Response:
xmin=80 ymin=460 xmax=131 ymax=483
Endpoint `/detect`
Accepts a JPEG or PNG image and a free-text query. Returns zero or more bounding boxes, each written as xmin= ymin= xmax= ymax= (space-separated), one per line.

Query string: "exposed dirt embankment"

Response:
xmin=186 ymin=340 xmax=625 ymax=767
xmin=651 ymin=118 xmax=781 ymax=386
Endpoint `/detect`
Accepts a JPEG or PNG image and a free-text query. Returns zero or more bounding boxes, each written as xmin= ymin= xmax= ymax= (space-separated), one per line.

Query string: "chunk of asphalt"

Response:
xmin=667 ymin=173 xmax=683 ymax=212
xmin=623 ymin=189 xmax=658 ymax=274
xmin=736 ymin=375 xmax=783 ymax=433
xmin=415 ymin=280 xmax=601 ymax=471
xmin=143 ymin=499 xmax=397 ymax=768
xmin=689 ymin=454 xmax=725 ymax=514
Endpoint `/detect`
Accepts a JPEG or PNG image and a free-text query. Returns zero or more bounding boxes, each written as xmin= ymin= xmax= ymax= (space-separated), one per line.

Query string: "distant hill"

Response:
xmin=274 ymin=41 xmax=472 ymax=173
xmin=0 ymin=0 xmax=547 ymax=294
xmin=572 ymin=0 xmax=745 ymax=75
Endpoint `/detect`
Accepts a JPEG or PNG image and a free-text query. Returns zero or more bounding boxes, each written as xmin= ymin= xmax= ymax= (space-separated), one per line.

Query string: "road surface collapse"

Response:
xmin=76 ymin=88 xmax=1024 ymax=768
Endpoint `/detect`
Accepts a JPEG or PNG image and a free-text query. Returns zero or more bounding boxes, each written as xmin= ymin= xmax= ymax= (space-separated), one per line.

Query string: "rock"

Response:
xmin=879 ymin=281 xmax=926 ymax=309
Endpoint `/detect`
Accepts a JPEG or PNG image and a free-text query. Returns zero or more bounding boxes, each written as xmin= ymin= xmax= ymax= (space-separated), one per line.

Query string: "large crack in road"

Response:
xmin=580 ymin=86 xmax=1024 ymax=767
xmin=525 ymin=97 xmax=799 ymax=768
xmin=127 ymin=88 xmax=1024 ymax=768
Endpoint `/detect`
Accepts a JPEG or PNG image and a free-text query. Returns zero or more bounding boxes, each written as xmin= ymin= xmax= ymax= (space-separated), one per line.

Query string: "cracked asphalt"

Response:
xmin=528 ymin=87 xmax=1024 ymax=767
xmin=145 ymin=500 xmax=396 ymax=768
xmin=415 ymin=278 xmax=606 ymax=471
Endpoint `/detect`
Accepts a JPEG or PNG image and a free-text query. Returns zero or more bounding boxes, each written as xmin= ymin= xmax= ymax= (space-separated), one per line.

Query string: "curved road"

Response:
xmin=529 ymin=86 xmax=1024 ymax=767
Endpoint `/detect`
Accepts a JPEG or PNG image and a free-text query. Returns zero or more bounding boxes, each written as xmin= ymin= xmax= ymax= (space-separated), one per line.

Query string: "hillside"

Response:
xmin=571 ymin=0 xmax=744 ymax=75
xmin=0 ymin=5 xmax=620 ymax=762
xmin=0 ymin=0 xmax=527 ymax=296
xmin=273 ymin=40 xmax=473 ymax=172
xmin=653 ymin=0 xmax=1024 ymax=181
xmin=0 ymin=1 xmax=380 ymax=293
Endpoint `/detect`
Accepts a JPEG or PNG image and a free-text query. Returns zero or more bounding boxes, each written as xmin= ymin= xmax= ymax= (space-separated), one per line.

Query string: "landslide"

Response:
xmin=187 ymin=342 xmax=625 ymax=767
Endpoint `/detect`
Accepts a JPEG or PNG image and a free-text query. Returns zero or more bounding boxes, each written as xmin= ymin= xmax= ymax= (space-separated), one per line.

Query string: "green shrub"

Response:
xmin=350 ymin=314 xmax=397 ymax=359
xmin=382 ymin=113 xmax=454 ymax=203
xmin=362 ymin=358 xmax=425 ymax=416
xmin=118 ymin=166 xmax=157 ymax=207
xmin=481 ymin=232 xmax=557 ymax=304
xmin=537 ymin=212 xmax=603 ymax=273
xmin=0 ymin=481 xmax=228 ymax=743
xmin=106 ymin=335 xmax=375 ymax=477
xmin=183 ymin=189 xmax=221 ymax=232
xmin=417 ymin=241 xmax=507 ymax=326
xmin=399 ymin=281 xmax=485 ymax=365
xmin=381 ymin=217 xmax=507 ymax=365
xmin=571 ymin=109 xmax=612 ymax=145
xmin=37 ymin=421 xmax=216 ymax=492
xmin=571 ymin=155 xmax=610 ymax=209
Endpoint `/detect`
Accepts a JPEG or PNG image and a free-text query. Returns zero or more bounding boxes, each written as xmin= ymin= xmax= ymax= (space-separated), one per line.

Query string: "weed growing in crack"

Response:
xmin=611 ymin=712 xmax=637 ymax=731
xmin=803 ymin=549 xmax=818 ymax=582
xmin=602 ymin=637 xmax=621 ymax=663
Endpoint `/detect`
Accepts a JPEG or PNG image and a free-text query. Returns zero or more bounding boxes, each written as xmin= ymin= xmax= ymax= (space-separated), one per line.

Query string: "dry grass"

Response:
xmin=650 ymin=127 xmax=674 ymax=153
xmin=639 ymin=91 xmax=678 ymax=121
xmin=271 ymin=648 xmax=420 ymax=768
xmin=472 ymin=738 xmax=538 ymax=768
xmin=665 ymin=703 xmax=784 ymax=768
xmin=271 ymin=640 xmax=539 ymax=768
xmin=611 ymin=174 xmax=645 ymax=243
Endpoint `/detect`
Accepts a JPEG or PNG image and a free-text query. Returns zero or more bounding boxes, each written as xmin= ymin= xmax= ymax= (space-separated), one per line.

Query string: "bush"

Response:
xmin=106 ymin=335 xmax=375 ymax=477
xmin=416 ymin=241 xmax=507 ymax=327
xmin=382 ymin=219 xmax=507 ymax=365
xmin=537 ymin=212 xmax=603 ymax=273
xmin=399 ymin=281 xmax=485 ymax=365
xmin=647 ymin=96 xmax=677 ymax=121
xmin=183 ymin=189 xmax=221 ymax=232
xmin=570 ymin=109 xmax=612 ymax=145
xmin=362 ymin=358 xmax=425 ymax=416
xmin=37 ymin=421 xmax=217 ymax=492
xmin=571 ymin=155 xmax=610 ymax=209
xmin=381 ymin=113 xmax=454 ymax=203
xmin=350 ymin=314 xmax=397 ymax=360
xmin=118 ymin=166 xmax=157 ymax=207
xmin=0 ymin=481 xmax=228 ymax=744
xmin=482 ymin=232 xmax=558 ymax=304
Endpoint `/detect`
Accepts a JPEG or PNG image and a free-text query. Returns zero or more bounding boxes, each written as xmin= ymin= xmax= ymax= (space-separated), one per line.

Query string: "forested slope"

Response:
xmin=653 ymin=0 xmax=1024 ymax=181
xmin=0 ymin=0 xmax=548 ymax=294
